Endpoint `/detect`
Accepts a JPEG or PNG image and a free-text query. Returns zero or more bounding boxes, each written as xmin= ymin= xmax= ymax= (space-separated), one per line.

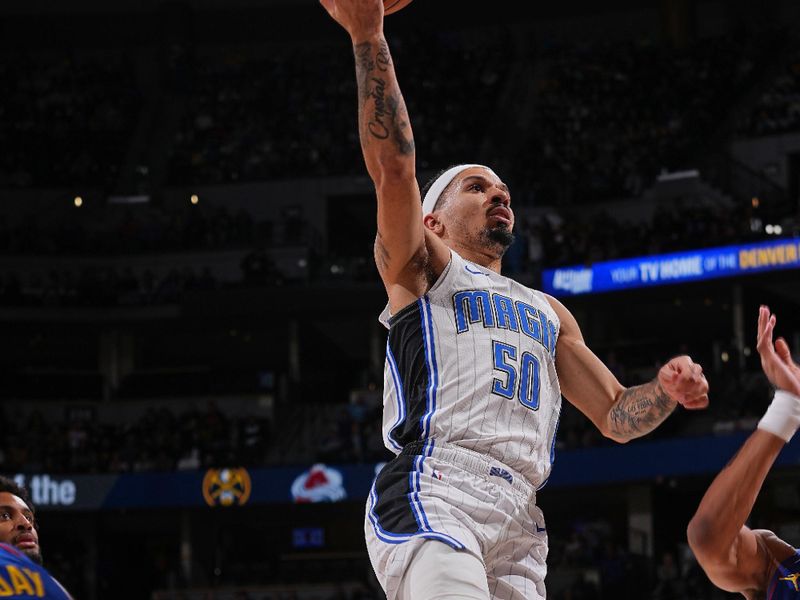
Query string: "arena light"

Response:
xmin=765 ymin=224 xmax=783 ymax=235
xmin=190 ymin=194 xmax=199 ymax=205
xmin=73 ymin=196 xmax=83 ymax=207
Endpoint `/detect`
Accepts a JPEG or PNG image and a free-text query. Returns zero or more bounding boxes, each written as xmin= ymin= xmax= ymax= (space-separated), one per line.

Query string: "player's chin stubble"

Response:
xmin=24 ymin=548 xmax=43 ymax=565
xmin=481 ymin=225 xmax=515 ymax=256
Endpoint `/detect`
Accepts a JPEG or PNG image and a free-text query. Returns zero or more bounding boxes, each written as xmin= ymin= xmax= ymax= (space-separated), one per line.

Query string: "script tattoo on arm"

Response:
xmin=354 ymin=38 xmax=414 ymax=155
xmin=608 ymin=380 xmax=676 ymax=441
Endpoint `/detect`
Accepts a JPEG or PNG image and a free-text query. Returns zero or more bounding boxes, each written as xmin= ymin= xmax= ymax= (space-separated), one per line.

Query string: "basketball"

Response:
xmin=384 ymin=0 xmax=414 ymax=15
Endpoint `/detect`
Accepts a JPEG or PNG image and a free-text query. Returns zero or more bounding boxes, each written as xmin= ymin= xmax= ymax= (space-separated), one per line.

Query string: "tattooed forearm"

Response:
xmin=354 ymin=38 xmax=414 ymax=155
xmin=374 ymin=231 xmax=391 ymax=273
xmin=608 ymin=379 xmax=677 ymax=441
xmin=368 ymin=76 xmax=390 ymax=139
xmin=387 ymin=96 xmax=414 ymax=155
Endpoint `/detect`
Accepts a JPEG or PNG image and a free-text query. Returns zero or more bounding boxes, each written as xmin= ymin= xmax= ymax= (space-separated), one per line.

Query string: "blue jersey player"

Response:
xmin=0 ymin=477 xmax=73 ymax=599
xmin=689 ymin=306 xmax=800 ymax=600
xmin=0 ymin=545 xmax=72 ymax=599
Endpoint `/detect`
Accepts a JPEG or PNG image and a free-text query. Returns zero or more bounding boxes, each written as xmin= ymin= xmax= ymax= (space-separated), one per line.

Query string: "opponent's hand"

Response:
xmin=657 ymin=355 xmax=709 ymax=409
xmin=319 ymin=0 xmax=384 ymax=42
xmin=756 ymin=305 xmax=800 ymax=396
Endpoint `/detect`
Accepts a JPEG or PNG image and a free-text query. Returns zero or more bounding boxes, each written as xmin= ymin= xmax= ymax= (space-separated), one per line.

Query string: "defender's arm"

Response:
xmin=687 ymin=429 xmax=787 ymax=594
xmin=687 ymin=306 xmax=800 ymax=594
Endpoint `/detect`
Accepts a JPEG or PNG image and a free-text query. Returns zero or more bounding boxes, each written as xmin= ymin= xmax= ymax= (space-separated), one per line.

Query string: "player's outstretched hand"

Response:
xmin=756 ymin=305 xmax=800 ymax=396
xmin=319 ymin=0 xmax=384 ymax=40
xmin=658 ymin=355 xmax=709 ymax=409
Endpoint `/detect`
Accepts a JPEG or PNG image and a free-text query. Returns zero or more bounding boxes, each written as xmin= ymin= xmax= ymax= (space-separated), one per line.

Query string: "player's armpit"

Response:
xmin=374 ymin=221 xmax=452 ymax=314
xmin=376 ymin=240 xmax=428 ymax=312
xmin=373 ymin=172 xmax=425 ymax=271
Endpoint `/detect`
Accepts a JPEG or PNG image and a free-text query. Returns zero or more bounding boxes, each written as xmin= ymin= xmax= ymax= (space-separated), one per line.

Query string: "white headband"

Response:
xmin=421 ymin=164 xmax=498 ymax=215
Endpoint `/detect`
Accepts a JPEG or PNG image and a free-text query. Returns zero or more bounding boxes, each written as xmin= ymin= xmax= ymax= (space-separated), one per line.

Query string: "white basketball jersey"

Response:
xmin=379 ymin=249 xmax=562 ymax=489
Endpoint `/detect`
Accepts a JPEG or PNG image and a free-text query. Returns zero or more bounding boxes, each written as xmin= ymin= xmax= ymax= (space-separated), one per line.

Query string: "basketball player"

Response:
xmin=319 ymin=1 xmax=709 ymax=598
xmin=0 ymin=476 xmax=74 ymax=599
xmin=688 ymin=305 xmax=800 ymax=600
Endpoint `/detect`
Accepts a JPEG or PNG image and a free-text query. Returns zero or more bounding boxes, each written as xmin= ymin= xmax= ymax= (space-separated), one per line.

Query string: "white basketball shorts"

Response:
xmin=364 ymin=440 xmax=548 ymax=600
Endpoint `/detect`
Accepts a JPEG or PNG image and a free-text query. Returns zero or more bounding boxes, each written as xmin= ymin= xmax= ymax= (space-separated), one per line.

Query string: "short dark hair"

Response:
xmin=0 ymin=475 xmax=35 ymax=514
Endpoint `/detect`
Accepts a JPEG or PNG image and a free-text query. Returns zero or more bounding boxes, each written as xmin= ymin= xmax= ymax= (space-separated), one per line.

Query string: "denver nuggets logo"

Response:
xmin=203 ymin=468 xmax=252 ymax=507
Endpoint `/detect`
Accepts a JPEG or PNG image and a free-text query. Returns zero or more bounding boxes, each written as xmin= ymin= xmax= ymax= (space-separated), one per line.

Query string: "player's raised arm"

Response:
xmin=320 ymin=0 xmax=450 ymax=312
xmin=686 ymin=306 xmax=800 ymax=595
xmin=686 ymin=429 xmax=786 ymax=595
xmin=545 ymin=293 xmax=709 ymax=444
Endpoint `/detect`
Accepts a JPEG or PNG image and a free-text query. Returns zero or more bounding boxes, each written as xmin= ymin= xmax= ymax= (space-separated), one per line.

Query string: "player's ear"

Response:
xmin=423 ymin=213 xmax=443 ymax=234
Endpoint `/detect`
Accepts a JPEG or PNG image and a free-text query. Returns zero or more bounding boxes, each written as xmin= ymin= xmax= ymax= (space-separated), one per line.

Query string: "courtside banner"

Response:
xmin=542 ymin=237 xmax=800 ymax=296
xmin=8 ymin=432 xmax=800 ymax=510
xmin=3 ymin=464 xmax=385 ymax=511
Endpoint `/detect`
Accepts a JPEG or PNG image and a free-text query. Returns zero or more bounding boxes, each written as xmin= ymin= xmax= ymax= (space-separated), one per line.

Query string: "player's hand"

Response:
xmin=319 ymin=0 xmax=384 ymax=41
xmin=756 ymin=305 xmax=800 ymax=396
xmin=657 ymin=355 xmax=709 ymax=409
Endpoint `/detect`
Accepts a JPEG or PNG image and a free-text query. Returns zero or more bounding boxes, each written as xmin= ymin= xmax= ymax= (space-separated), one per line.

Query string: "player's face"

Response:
xmin=0 ymin=492 xmax=41 ymax=564
xmin=443 ymin=168 xmax=515 ymax=255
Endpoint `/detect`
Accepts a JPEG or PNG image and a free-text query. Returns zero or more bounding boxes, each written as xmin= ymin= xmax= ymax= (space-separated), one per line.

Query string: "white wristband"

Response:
xmin=758 ymin=389 xmax=800 ymax=442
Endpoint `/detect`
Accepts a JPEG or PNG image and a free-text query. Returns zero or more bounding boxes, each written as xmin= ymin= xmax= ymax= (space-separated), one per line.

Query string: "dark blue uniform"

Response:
xmin=767 ymin=550 xmax=800 ymax=599
xmin=0 ymin=544 xmax=72 ymax=599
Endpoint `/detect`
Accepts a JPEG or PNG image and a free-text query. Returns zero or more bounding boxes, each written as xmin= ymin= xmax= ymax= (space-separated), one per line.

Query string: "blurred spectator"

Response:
xmin=519 ymin=28 xmax=780 ymax=204
xmin=651 ymin=551 xmax=682 ymax=600
xmin=738 ymin=34 xmax=800 ymax=136
xmin=241 ymin=247 xmax=282 ymax=286
xmin=0 ymin=52 xmax=142 ymax=190
xmin=240 ymin=415 xmax=269 ymax=466
xmin=165 ymin=24 xmax=513 ymax=184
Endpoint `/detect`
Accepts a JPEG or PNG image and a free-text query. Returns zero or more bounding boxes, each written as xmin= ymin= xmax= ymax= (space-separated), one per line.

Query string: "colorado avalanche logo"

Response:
xmin=291 ymin=464 xmax=346 ymax=503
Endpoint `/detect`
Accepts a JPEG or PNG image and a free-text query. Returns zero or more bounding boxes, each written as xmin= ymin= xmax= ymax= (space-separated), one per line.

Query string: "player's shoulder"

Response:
xmin=530 ymin=291 xmax=567 ymax=326
xmin=752 ymin=529 xmax=799 ymax=596
xmin=0 ymin=543 xmax=24 ymax=560
xmin=0 ymin=544 xmax=74 ymax=599
xmin=753 ymin=528 xmax=798 ymax=559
